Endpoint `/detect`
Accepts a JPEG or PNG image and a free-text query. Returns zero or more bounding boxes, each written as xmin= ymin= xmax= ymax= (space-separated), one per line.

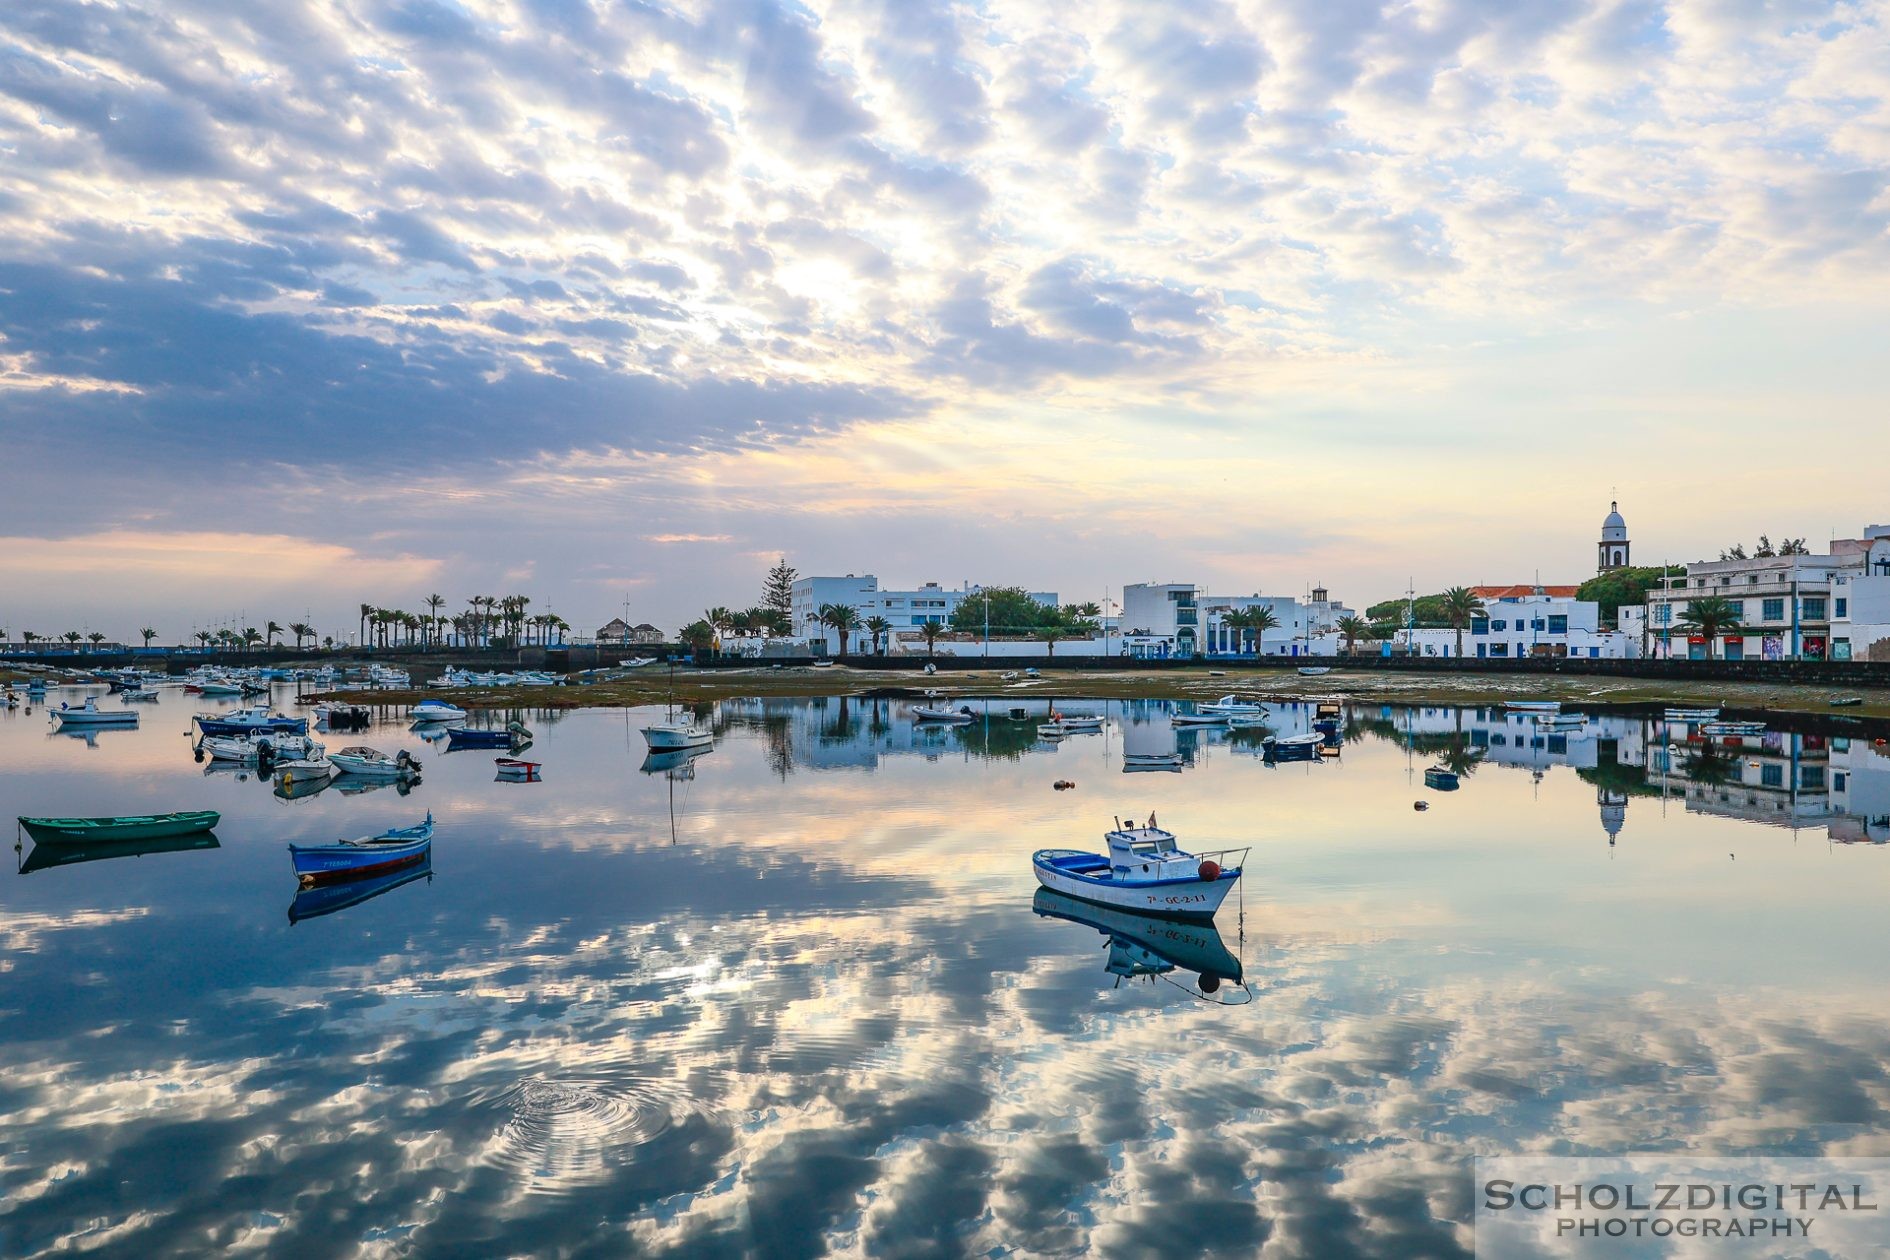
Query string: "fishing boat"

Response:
xmin=1170 ymin=711 xmax=1231 ymax=727
xmin=1199 ymin=694 xmax=1264 ymax=715
xmin=1502 ymin=701 xmax=1561 ymax=713
xmin=49 ymin=699 xmax=140 ymax=727
xmin=288 ymin=813 xmax=433 ymax=885
xmin=288 ymin=855 xmax=432 ymax=923
xmin=618 ymin=657 xmax=659 ymax=668
xmin=1122 ymin=752 xmax=1184 ymax=772
xmin=199 ymin=731 xmax=318 ymax=762
xmin=447 ymin=723 xmax=529 ymax=750
xmin=19 ymin=832 xmax=221 ymax=875
xmin=495 ymin=757 xmax=542 ymax=780
xmin=1664 ymin=707 xmax=1720 ymax=721
xmin=1038 ymin=713 xmax=1103 ymax=736
xmin=329 ymin=746 xmax=421 ymax=779
xmin=119 ymin=686 xmax=160 ymax=702
xmin=1264 ymin=732 xmax=1325 ymax=759
xmin=195 ymin=707 xmax=307 ymax=736
xmin=1032 ymin=817 xmax=1246 ymax=919
xmin=1534 ymin=712 xmax=1589 ymax=728
xmin=913 ymin=704 xmax=975 ymax=724
xmin=409 ymin=699 xmax=467 ymax=724
xmin=1296 ymin=666 xmax=1332 ymax=676
xmin=1033 ymin=888 xmax=1244 ymax=992
xmin=1423 ymin=766 xmax=1460 ymax=791
xmin=19 ymin=810 xmax=220 ymax=844
xmin=273 ymin=747 xmax=336 ymax=788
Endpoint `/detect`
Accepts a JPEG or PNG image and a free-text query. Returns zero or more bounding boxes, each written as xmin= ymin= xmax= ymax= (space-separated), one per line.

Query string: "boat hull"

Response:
xmin=196 ymin=716 xmax=308 ymax=737
xmin=290 ymin=837 xmax=430 ymax=883
xmin=1031 ymin=849 xmax=1238 ymax=920
xmin=20 ymin=811 xmax=220 ymax=844
xmin=51 ymin=710 xmax=139 ymax=726
xmin=642 ymin=726 xmax=713 ymax=749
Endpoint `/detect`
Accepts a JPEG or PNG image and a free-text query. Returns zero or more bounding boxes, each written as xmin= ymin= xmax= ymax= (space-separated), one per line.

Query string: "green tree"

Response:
xmin=1440 ymin=587 xmax=1485 ymax=660
xmin=920 ymin=620 xmax=944 ymax=658
xmin=140 ymin=627 xmax=157 ymax=648
xmin=1365 ymin=593 xmax=1453 ymax=627
xmin=1577 ymin=565 xmax=1687 ymax=630
xmin=242 ymin=626 xmax=262 ymax=651
xmin=679 ymin=619 xmax=716 ymax=653
xmin=949 ymin=587 xmax=1054 ymax=637
xmin=818 ymin=603 xmax=862 ymax=656
xmin=1675 ymin=595 xmax=1744 ymax=659
xmin=863 ymin=615 xmax=892 ymax=655
xmin=763 ymin=558 xmax=798 ymax=618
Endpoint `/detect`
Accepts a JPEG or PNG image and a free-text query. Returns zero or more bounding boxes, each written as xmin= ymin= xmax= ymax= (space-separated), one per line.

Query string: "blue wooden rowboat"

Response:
xmin=196 ymin=707 xmax=308 ymax=737
xmin=288 ymin=813 xmax=433 ymax=885
xmin=445 ymin=724 xmax=528 ymax=750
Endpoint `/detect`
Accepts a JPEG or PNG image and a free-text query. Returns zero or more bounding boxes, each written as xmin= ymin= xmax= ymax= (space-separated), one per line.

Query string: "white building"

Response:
xmin=1118 ymin=582 xmax=1355 ymax=659
xmin=791 ymin=575 xmax=1059 ymax=653
xmin=1641 ymin=526 xmax=1890 ymax=661
xmin=1399 ymin=587 xmax=1638 ymax=660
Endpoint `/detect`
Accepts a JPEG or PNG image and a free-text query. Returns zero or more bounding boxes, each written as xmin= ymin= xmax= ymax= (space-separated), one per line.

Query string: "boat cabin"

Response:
xmin=1105 ymin=826 xmax=1195 ymax=879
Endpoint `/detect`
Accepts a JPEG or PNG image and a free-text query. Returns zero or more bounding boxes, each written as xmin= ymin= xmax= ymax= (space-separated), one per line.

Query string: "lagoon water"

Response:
xmin=2 ymin=684 xmax=1888 ymax=1257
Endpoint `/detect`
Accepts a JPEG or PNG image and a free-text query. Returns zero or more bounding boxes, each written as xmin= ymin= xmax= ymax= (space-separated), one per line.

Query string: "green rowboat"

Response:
xmin=20 ymin=833 xmax=221 ymax=874
xmin=18 ymin=811 xmax=220 ymax=845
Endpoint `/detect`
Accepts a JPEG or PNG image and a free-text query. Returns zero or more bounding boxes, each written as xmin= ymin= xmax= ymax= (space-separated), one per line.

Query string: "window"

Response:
xmin=1802 ymin=597 xmax=1827 ymax=620
xmin=1548 ymin=615 xmax=1568 ymax=634
xmin=1471 ymin=618 xmax=1489 ymax=636
xmin=1834 ymin=772 xmax=1849 ymax=792
xmin=1761 ymin=764 xmax=1783 ymax=788
xmin=1489 ymin=643 xmax=1509 ymax=657
xmin=1531 ymin=619 xmax=1546 ymax=632
xmin=1762 ymin=598 xmax=1784 ymax=621
xmin=1748 ymin=575 xmax=1759 ymax=584
xmin=1492 ymin=619 xmax=1507 ymax=631
xmin=1835 ymin=598 xmax=1848 ymax=618
xmin=1802 ymin=767 xmax=1826 ymax=791
xmin=1656 ymin=605 xmax=1672 ymax=624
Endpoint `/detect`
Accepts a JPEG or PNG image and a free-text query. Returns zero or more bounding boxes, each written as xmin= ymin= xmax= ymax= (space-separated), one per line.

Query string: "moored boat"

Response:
xmin=409 ymin=699 xmax=468 ymax=724
xmin=288 ymin=813 xmax=433 ymax=885
xmin=19 ymin=810 xmax=220 ymax=844
xmin=1032 ymin=887 xmax=1244 ymax=991
xmin=273 ymin=747 xmax=336 ymax=788
xmin=200 ymin=731 xmax=318 ymax=762
xmin=1171 ymin=710 xmax=1231 ymax=727
xmin=495 ymin=757 xmax=542 ymax=780
xmin=49 ymin=699 xmax=140 ymax=727
xmin=446 ymin=723 xmax=529 ymax=750
xmin=1664 ymin=707 xmax=1720 ymax=721
xmin=1032 ymin=818 xmax=1245 ymax=920
xmin=1199 ymin=694 xmax=1264 ymax=715
xmin=1296 ymin=666 xmax=1332 ymax=676
xmin=288 ymin=855 xmax=432 ymax=923
xmin=1702 ymin=720 xmax=1766 ymax=736
xmin=329 ymin=746 xmax=421 ymax=779
xmin=912 ymin=705 xmax=974 ymax=724
xmin=195 ymin=707 xmax=307 ymax=737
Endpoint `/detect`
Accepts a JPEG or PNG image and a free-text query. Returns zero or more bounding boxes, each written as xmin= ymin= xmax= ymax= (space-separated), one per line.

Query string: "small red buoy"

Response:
xmin=1198 ymin=859 xmax=1221 ymax=881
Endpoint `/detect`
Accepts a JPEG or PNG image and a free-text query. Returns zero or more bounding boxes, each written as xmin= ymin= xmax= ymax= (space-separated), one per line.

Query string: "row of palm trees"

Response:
xmin=356 ymin=595 xmax=569 ymax=650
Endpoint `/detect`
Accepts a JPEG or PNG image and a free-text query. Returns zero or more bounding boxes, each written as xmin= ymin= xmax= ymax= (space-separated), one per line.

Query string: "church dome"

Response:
xmin=1603 ymin=502 xmax=1625 ymax=531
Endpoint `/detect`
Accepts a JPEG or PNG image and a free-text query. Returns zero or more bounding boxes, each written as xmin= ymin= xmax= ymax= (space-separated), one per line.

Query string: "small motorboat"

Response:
xmin=810 ymin=660 xmax=835 ymax=669
xmin=1170 ymin=711 xmax=1231 ymax=727
xmin=446 ymin=723 xmax=529 ymax=750
xmin=273 ymin=747 xmax=336 ymax=788
xmin=195 ymin=707 xmax=307 ymax=736
xmin=1039 ymin=712 xmax=1103 ymax=735
xmin=618 ymin=657 xmax=659 ymax=668
xmin=1502 ymin=701 xmax=1561 ymax=713
xmin=119 ymin=687 xmax=160 ymax=702
xmin=288 ymin=813 xmax=434 ymax=885
xmin=196 ymin=680 xmax=246 ymax=696
xmin=315 ymin=702 xmax=372 ymax=730
xmin=913 ymin=705 xmax=975 ymax=724
xmin=329 ymin=746 xmax=421 ymax=779
xmin=1702 ymin=721 xmax=1766 ymax=736
xmin=1199 ymin=694 xmax=1263 ymax=715
xmin=409 ymin=699 xmax=468 ymax=724
xmin=1032 ymin=817 xmax=1245 ymax=919
xmin=1423 ymin=766 xmax=1460 ymax=791
xmin=1122 ymin=752 xmax=1183 ymax=772
xmin=19 ymin=810 xmax=220 ymax=844
xmin=1534 ymin=712 xmax=1588 ymax=728
xmin=495 ymin=757 xmax=542 ymax=780
xmin=1664 ymin=707 xmax=1719 ymax=721
xmin=199 ymin=731 xmax=317 ymax=762
xmin=1296 ymin=666 xmax=1332 ymax=676
xmin=49 ymin=699 xmax=140 ymax=727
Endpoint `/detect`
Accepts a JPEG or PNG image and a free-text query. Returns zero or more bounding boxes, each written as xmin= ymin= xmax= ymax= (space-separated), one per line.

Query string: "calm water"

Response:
xmin=2 ymin=685 xmax=1888 ymax=1257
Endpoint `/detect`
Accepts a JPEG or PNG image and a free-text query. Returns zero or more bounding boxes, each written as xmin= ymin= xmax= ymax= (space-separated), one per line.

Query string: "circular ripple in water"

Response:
xmin=482 ymin=1074 xmax=696 ymax=1191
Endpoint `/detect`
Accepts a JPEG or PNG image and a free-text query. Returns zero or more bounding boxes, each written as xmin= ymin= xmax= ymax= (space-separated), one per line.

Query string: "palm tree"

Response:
xmin=140 ymin=627 xmax=157 ymax=648
xmin=86 ymin=631 xmax=106 ymax=651
xmin=1041 ymin=623 xmax=1068 ymax=656
xmin=194 ymin=630 xmax=212 ymax=650
xmin=265 ymin=620 xmax=283 ymax=647
xmin=1675 ymin=595 xmax=1744 ymax=660
xmin=863 ymin=615 xmax=892 ymax=655
xmin=549 ymin=616 xmax=569 ymax=645
xmin=920 ymin=620 xmax=944 ymax=659
xmin=1440 ymin=587 xmax=1485 ymax=660
xmin=19 ymin=631 xmax=36 ymax=648
xmin=242 ymin=626 xmax=262 ymax=651
xmin=289 ymin=622 xmax=314 ymax=650
xmin=817 ymin=603 xmax=861 ymax=656
xmin=359 ymin=603 xmax=374 ymax=648
xmin=62 ymin=630 xmax=82 ymax=649
xmin=1337 ymin=615 xmax=1370 ymax=657
xmin=425 ymin=594 xmax=445 ymax=646
xmin=1225 ymin=606 xmax=1279 ymax=655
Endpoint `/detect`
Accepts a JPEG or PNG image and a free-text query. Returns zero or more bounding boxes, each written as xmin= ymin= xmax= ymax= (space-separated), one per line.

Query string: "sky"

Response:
xmin=2 ymin=0 xmax=1888 ymax=642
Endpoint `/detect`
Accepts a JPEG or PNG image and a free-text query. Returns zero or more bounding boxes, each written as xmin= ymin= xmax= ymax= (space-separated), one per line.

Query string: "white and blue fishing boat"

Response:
xmin=195 ymin=706 xmax=307 ymax=737
xmin=1502 ymin=700 xmax=1561 ymax=713
xmin=288 ymin=813 xmax=433 ymax=885
xmin=49 ymin=698 xmax=140 ymax=727
xmin=446 ymin=722 xmax=529 ymax=750
xmin=912 ymin=704 xmax=975 ymax=724
xmin=1199 ymin=694 xmax=1264 ymax=715
xmin=1032 ymin=817 xmax=1246 ymax=920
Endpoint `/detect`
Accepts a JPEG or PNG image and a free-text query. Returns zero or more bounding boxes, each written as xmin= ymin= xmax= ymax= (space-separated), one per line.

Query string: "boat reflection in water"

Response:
xmin=1032 ymin=888 xmax=1247 ymax=1000
xmin=288 ymin=854 xmax=432 ymax=924
xmin=640 ymin=745 xmax=711 ymax=776
xmin=19 ymin=832 xmax=221 ymax=875
xmin=331 ymin=774 xmax=421 ymax=798
xmin=273 ymin=773 xmax=334 ymax=802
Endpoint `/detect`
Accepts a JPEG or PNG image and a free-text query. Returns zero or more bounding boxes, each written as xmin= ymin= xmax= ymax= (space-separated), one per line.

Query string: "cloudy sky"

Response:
xmin=2 ymin=0 xmax=1888 ymax=640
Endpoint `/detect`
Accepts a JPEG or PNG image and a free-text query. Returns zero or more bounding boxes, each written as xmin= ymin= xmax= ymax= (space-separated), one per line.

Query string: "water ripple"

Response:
xmin=479 ymin=1073 xmax=700 ymax=1192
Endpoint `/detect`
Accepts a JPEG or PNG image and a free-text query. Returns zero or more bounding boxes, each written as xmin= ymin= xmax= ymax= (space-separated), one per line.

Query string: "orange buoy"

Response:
xmin=1198 ymin=859 xmax=1221 ymax=881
